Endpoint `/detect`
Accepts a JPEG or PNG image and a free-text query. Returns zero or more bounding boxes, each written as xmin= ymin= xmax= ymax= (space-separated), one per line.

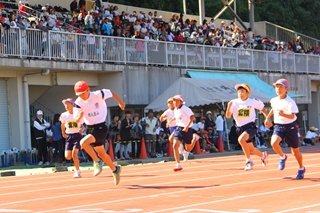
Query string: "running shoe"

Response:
xmin=73 ymin=171 xmax=81 ymax=178
xmin=245 ymin=160 xmax=253 ymax=171
xmin=261 ymin=151 xmax=268 ymax=167
xmin=296 ymin=167 xmax=306 ymax=179
xmin=279 ymin=155 xmax=287 ymax=170
xmin=93 ymin=160 xmax=103 ymax=176
xmin=112 ymin=165 xmax=122 ymax=185
xmin=173 ymin=163 xmax=183 ymax=172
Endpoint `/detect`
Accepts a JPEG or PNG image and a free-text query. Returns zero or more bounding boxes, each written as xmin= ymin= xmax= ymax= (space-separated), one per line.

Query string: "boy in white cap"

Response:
xmin=265 ymin=79 xmax=305 ymax=179
xmin=73 ymin=80 xmax=125 ymax=185
xmin=60 ymin=98 xmax=83 ymax=178
xmin=226 ymin=84 xmax=268 ymax=171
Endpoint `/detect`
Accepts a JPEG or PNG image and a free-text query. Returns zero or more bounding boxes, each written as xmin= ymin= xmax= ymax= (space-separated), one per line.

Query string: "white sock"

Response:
xmin=179 ymin=143 xmax=184 ymax=154
xmin=299 ymin=167 xmax=304 ymax=170
xmin=176 ymin=163 xmax=181 ymax=167
xmin=281 ymin=155 xmax=286 ymax=159
xmin=246 ymin=158 xmax=252 ymax=162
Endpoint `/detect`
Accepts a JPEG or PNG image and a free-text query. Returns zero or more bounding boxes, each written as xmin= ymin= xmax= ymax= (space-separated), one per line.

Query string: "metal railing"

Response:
xmin=30 ymin=101 xmax=56 ymax=124
xmin=1 ymin=28 xmax=320 ymax=74
xmin=265 ymin=22 xmax=320 ymax=48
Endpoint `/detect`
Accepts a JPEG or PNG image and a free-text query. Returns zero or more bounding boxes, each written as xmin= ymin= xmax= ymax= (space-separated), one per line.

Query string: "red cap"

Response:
xmin=273 ymin=78 xmax=290 ymax=89
xmin=62 ymin=98 xmax=75 ymax=105
xmin=0 ymin=17 xmax=5 ymax=21
xmin=207 ymin=127 xmax=213 ymax=130
xmin=74 ymin=81 xmax=89 ymax=95
xmin=202 ymin=130 xmax=208 ymax=134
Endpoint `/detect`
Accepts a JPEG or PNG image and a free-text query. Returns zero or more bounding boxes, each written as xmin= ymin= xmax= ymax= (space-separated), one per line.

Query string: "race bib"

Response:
xmin=237 ymin=108 xmax=250 ymax=118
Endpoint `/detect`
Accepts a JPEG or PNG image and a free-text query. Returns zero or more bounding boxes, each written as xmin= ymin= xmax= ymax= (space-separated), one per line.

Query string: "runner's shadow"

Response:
xmin=126 ymin=184 xmax=220 ymax=189
xmin=282 ymin=177 xmax=320 ymax=181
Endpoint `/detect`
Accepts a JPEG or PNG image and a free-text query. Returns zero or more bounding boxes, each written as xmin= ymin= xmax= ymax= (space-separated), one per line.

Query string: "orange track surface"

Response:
xmin=1 ymin=147 xmax=320 ymax=213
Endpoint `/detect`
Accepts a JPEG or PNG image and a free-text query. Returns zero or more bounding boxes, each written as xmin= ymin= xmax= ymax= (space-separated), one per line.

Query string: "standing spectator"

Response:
xmin=52 ymin=114 xmax=64 ymax=163
xmin=108 ymin=114 xmax=121 ymax=160
xmin=33 ymin=110 xmax=50 ymax=166
xmin=131 ymin=113 xmax=142 ymax=159
xmin=36 ymin=20 xmax=48 ymax=57
xmin=204 ymin=111 xmax=216 ymax=132
xmin=215 ymin=109 xmax=226 ymax=143
xmin=0 ymin=17 xmax=10 ymax=56
xmin=19 ymin=1 xmax=27 ymax=16
xmin=143 ymin=109 xmax=158 ymax=158
xmin=119 ymin=111 xmax=133 ymax=160
xmin=70 ymin=0 xmax=77 ymax=13
xmin=79 ymin=0 xmax=86 ymax=10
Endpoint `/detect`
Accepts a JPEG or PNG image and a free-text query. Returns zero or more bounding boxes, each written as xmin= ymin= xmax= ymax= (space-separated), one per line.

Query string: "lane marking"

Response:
xmin=35 ymin=170 xmax=320 ymax=213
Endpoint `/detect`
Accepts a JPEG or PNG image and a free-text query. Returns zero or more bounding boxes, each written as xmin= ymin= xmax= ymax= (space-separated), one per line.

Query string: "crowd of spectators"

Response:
xmin=0 ymin=0 xmax=320 ymax=59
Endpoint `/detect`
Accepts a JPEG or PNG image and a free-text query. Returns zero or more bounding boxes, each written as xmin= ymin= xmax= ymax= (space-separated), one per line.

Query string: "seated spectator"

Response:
xmin=303 ymin=126 xmax=318 ymax=146
xmin=259 ymin=123 xmax=270 ymax=136
xmin=200 ymin=130 xmax=218 ymax=153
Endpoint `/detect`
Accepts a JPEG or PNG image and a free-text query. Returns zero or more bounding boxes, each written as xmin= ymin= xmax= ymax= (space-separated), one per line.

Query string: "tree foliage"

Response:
xmin=110 ymin=0 xmax=320 ymax=39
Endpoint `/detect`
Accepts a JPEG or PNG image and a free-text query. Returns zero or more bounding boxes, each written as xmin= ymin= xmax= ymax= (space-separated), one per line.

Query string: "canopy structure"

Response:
xmin=145 ymin=78 xmax=271 ymax=112
xmin=187 ymin=70 xmax=304 ymax=99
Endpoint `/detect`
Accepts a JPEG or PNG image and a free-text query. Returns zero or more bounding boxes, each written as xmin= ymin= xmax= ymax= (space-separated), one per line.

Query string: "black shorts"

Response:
xmin=174 ymin=126 xmax=193 ymax=144
xmin=65 ymin=133 xmax=82 ymax=151
xmin=273 ymin=121 xmax=300 ymax=148
xmin=86 ymin=122 xmax=108 ymax=147
xmin=236 ymin=122 xmax=257 ymax=143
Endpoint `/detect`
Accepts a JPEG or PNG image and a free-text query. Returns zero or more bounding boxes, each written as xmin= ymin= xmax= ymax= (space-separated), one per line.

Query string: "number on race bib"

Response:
xmin=237 ymin=108 xmax=250 ymax=118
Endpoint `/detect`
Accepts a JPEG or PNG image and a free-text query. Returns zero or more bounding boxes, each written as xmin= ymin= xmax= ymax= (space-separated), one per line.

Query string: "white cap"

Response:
xmin=315 ymin=128 xmax=319 ymax=131
xmin=37 ymin=110 xmax=43 ymax=115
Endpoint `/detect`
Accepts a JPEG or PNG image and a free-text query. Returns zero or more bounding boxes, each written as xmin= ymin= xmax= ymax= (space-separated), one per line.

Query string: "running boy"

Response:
xmin=73 ymin=80 xmax=125 ymax=185
xmin=226 ymin=84 xmax=268 ymax=171
xmin=264 ymin=79 xmax=305 ymax=179
xmin=167 ymin=95 xmax=199 ymax=171
xmin=60 ymin=98 xmax=83 ymax=178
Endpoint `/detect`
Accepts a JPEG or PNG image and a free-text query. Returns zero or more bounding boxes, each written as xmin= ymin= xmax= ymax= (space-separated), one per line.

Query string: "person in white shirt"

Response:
xmin=303 ymin=126 xmax=318 ymax=145
xmin=215 ymin=109 xmax=226 ymax=144
xmin=226 ymin=84 xmax=268 ymax=171
xmin=33 ymin=110 xmax=51 ymax=166
xmin=60 ymin=98 xmax=83 ymax=178
xmin=197 ymin=117 xmax=205 ymax=133
xmin=73 ymin=80 xmax=125 ymax=185
xmin=265 ymin=79 xmax=305 ymax=179
xmin=143 ymin=109 xmax=158 ymax=157
xmin=167 ymin=95 xmax=200 ymax=171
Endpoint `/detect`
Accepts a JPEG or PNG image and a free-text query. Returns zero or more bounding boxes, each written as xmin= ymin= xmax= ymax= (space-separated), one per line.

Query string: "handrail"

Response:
xmin=0 ymin=27 xmax=319 ymax=75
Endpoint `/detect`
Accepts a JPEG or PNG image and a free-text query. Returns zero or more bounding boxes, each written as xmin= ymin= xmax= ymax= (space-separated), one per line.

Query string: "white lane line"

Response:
xmin=0 ymin=156 xmax=316 ymax=197
xmin=274 ymin=203 xmax=320 ymax=213
xmin=148 ymin=173 xmax=320 ymax=213
xmin=34 ymin=170 xmax=320 ymax=213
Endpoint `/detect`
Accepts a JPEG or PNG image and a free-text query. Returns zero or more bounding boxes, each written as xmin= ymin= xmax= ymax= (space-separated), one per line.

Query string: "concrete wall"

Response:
xmin=256 ymin=72 xmax=311 ymax=104
xmin=122 ymin=66 xmax=181 ymax=105
xmin=308 ymin=92 xmax=320 ymax=129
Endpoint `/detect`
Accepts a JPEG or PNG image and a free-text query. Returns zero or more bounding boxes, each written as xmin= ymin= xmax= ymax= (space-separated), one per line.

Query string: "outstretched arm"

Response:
xmin=111 ymin=91 xmax=126 ymax=110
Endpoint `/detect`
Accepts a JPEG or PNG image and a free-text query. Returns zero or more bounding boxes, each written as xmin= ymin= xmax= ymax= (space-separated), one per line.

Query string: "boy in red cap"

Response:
xmin=265 ymin=79 xmax=305 ymax=179
xmin=226 ymin=83 xmax=269 ymax=171
xmin=73 ymin=80 xmax=126 ymax=185
xmin=60 ymin=98 xmax=83 ymax=178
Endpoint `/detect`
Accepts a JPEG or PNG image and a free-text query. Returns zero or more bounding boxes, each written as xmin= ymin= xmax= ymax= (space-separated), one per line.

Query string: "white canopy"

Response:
xmin=145 ymin=78 xmax=271 ymax=112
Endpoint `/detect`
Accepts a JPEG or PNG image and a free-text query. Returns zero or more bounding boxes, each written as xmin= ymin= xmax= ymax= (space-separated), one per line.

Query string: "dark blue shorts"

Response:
xmin=169 ymin=126 xmax=176 ymax=134
xmin=86 ymin=123 xmax=108 ymax=147
xmin=65 ymin=133 xmax=82 ymax=151
xmin=236 ymin=122 xmax=257 ymax=143
xmin=174 ymin=126 xmax=193 ymax=144
xmin=273 ymin=121 xmax=300 ymax=148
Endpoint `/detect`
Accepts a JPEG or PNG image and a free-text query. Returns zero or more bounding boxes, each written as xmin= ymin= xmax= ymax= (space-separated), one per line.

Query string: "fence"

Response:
xmin=265 ymin=22 xmax=320 ymax=49
xmin=1 ymin=28 xmax=320 ymax=74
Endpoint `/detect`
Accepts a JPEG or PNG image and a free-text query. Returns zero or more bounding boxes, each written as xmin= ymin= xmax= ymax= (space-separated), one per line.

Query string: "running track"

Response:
xmin=1 ymin=147 xmax=320 ymax=213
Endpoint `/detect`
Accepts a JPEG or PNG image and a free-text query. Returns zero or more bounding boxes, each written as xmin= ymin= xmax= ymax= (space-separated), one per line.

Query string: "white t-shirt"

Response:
xmin=229 ymin=98 xmax=264 ymax=126
xmin=60 ymin=111 xmax=83 ymax=134
xmin=192 ymin=122 xmax=199 ymax=131
xmin=197 ymin=122 xmax=204 ymax=130
xmin=74 ymin=89 xmax=112 ymax=125
xmin=305 ymin=130 xmax=317 ymax=139
xmin=162 ymin=109 xmax=176 ymax=127
xmin=174 ymin=105 xmax=194 ymax=128
xmin=270 ymin=96 xmax=298 ymax=124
